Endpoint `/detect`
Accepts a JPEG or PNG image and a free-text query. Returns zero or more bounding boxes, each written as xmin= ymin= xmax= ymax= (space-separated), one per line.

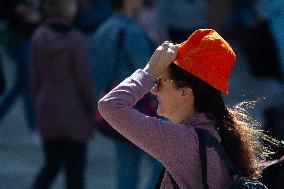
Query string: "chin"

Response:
xmin=157 ymin=107 xmax=165 ymax=117
xmin=156 ymin=107 xmax=161 ymax=115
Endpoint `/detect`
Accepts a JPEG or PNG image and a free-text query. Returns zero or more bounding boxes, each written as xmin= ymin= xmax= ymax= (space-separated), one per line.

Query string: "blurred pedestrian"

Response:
xmin=0 ymin=0 xmax=40 ymax=133
xmin=155 ymin=0 xmax=210 ymax=43
xmin=137 ymin=0 xmax=161 ymax=44
xmin=73 ymin=0 xmax=113 ymax=36
xmin=30 ymin=0 xmax=95 ymax=188
xmin=98 ymin=29 xmax=276 ymax=188
xmin=256 ymin=0 xmax=284 ymax=80
xmin=245 ymin=1 xmax=284 ymax=160
xmin=90 ymin=0 xmax=162 ymax=188
xmin=0 ymin=54 xmax=5 ymax=95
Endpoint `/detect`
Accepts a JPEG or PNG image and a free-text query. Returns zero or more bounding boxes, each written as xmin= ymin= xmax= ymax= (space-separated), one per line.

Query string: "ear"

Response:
xmin=181 ymin=87 xmax=194 ymax=103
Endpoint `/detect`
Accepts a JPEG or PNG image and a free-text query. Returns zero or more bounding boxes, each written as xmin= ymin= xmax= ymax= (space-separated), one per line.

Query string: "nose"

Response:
xmin=151 ymin=85 xmax=158 ymax=95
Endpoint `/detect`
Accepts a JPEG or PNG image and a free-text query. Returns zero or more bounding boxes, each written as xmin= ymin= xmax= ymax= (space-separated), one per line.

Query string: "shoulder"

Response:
xmin=31 ymin=24 xmax=48 ymax=41
xmin=125 ymin=21 xmax=148 ymax=38
xmin=124 ymin=22 xmax=152 ymax=52
xmin=92 ymin=15 xmax=117 ymax=35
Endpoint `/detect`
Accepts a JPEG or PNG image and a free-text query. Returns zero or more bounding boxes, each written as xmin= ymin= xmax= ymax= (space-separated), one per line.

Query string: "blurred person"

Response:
xmin=243 ymin=0 xmax=284 ymax=161
xmin=137 ymin=0 xmax=161 ymax=44
xmin=0 ymin=0 xmax=40 ymax=134
xmin=222 ymin=0 xmax=282 ymax=83
xmin=89 ymin=0 xmax=162 ymax=188
xmin=73 ymin=0 xmax=113 ymax=36
xmin=238 ymin=0 xmax=282 ymax=82
xmin=98 ymin=29 xmax=277 ymax=188
xmin=256 ymin=0 xmax=284 ymax=82
xmin=0 ymin=54 xmax=5 ymax=95
xmin=222 ymin=0 xmax=283 ymax=114
xmin=0 ymin=9 xmax=5 ymax=98
xmin=155 ymin=0 xmax=210 ymax=43
xmin=30 ymin=0 xmax=95 ymax=188
xmin=0 ymin=3 xmax=8 ymax=95
xmin=155 ymin=0 xmax=231 ymax=44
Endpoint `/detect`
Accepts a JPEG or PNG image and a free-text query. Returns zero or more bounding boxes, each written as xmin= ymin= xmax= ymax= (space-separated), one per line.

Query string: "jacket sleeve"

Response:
xmin=98 ymin=69 xmax=198 ymax=164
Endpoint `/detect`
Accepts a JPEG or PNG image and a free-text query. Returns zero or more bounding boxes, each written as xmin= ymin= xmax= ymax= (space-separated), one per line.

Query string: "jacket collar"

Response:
xmin=182 ymin=113 xmax=220 ymax=139
xmin=181 ymin=113 xmax=213 ymax=127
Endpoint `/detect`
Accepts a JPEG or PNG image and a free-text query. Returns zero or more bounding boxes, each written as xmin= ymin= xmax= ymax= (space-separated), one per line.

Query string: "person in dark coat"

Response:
xmin=30 ymin=0 xmax=95 ymax=188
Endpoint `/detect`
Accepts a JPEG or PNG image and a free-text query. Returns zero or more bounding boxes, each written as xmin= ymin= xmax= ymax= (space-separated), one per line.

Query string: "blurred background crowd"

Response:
xmin=0 ymin=0 xmax=283 ymax=188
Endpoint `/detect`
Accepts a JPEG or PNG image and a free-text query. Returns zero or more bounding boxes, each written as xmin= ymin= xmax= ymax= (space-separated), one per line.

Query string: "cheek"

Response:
xmin=157 ymin=97 xmax=173 ymax=115
xmin=156 ymin=98 xmax=165 ymax=114
xmin=157 ymin=103 xmax=166 ymax=118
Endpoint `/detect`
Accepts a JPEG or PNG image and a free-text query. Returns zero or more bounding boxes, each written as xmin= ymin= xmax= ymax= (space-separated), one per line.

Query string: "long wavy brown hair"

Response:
xmin=169 ymin=63 xmax=278 ymax=179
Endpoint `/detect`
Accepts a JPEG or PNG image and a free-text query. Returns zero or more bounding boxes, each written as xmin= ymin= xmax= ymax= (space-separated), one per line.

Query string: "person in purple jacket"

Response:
xmin=98 ymin=29 xmax=276 ymax=188
xmin=30 ymin=0 xmax=95 ymax=188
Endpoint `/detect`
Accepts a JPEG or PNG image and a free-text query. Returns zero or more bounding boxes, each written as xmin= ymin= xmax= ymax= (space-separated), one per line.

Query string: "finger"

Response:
xmin=167 ymin=47 xmax=174 ymax=54
xmin=161 ymin=41 xmax=170 ymax=49
xmin=157 ymin=41 xmax=169 ymax=51
xmin=166 ymin=49 xmax=175 ymax=63
xmin=171 ymin=44 xmax=179 ymax=53
xmin=171 ymin=45 xmax=179 ymax=59
xmin=156 ymin=45 xmax=163 ymax=51
xmin=169 ymin=41 xmax=177 ymax=48
xmin=165 ymin=44 xmax=178 ymax=61
xmin=162 ymin=41 xmax=168 ymax=46
xmin=163 ymin=47 xmax=173 ymax=59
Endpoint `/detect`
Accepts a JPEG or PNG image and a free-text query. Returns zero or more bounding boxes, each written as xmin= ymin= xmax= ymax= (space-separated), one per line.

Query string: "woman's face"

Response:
xmin=151 ymin=69 xmax=183 ymax=119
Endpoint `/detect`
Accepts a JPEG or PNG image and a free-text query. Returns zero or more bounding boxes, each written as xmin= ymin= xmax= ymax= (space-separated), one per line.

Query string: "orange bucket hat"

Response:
xmin=173 ymin=29 xmax=236 ymax=94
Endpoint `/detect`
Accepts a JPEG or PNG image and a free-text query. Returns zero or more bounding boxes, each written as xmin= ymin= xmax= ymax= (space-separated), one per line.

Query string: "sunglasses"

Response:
xmin=154 ymin=78 xmax=188 ymax=91
xmin=154 ymin=78 xmax=171 ymax=91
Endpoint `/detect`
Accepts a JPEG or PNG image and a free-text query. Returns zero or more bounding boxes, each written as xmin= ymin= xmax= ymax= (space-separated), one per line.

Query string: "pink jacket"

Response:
xmin=98 ymin=70 xmax=232 ymax=188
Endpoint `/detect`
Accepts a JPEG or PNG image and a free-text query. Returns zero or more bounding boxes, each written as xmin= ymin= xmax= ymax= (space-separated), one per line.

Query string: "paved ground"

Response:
xmin=0 ymin=107 xmax=117 ymax=189
xmin=0 ymin=41 xmax=282 ymax=189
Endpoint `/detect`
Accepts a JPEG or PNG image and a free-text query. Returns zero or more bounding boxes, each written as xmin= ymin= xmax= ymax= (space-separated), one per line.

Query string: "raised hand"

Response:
xmin=143 ymin=41 xmax=179 ymax=80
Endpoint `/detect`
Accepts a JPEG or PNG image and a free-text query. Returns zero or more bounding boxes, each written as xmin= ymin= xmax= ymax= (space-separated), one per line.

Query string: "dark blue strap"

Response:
xmin=168 ymin=172 xmax=180 ymax=189
xmin=155 ymin=168 xmax=179 ymax=189
xmin=164 ymin=130 xmax=211 ymax=189
xmin=196 ymin=129 xmax=239 ymax=174
xmin=196 ymin=130 xmax=210 ymax=189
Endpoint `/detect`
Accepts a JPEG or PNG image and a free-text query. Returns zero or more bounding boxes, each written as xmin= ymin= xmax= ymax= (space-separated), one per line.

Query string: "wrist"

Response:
xmin=143 ymin=64 xmax=158 ymax=81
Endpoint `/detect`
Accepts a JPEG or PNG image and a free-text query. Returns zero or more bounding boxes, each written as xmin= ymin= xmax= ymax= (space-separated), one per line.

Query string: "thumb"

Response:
xmin=169 ymin=44 xmax=179 ymax=62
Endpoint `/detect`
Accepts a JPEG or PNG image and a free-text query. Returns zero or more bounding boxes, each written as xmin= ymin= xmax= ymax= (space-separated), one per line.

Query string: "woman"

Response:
xmin=98 ymin=29 xmax=274 ymax=188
